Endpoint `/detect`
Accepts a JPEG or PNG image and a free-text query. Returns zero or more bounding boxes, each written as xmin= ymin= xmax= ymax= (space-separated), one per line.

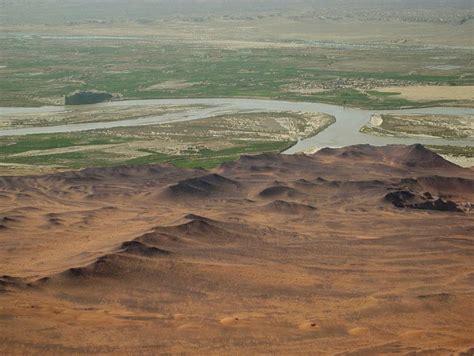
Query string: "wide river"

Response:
xmin=0 ymin=98 xmax=473 ymax=154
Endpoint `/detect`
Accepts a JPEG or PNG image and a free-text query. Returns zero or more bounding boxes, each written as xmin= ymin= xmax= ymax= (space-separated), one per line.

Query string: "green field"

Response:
xmin=1 ymin=36 xmax=472 ymax=109
xmin=0 ymin=110 xmax=334 ymax=175
xmin=0 ymin=134 xmax=293 ymax=171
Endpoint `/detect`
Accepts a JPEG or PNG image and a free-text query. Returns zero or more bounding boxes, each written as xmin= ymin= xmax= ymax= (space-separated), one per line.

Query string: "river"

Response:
xmin=0 ymin=98 xmax=472 ymax=154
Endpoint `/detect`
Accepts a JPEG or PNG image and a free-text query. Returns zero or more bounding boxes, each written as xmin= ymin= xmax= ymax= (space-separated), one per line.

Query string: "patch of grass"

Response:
xmin=0 ymin=134 xmax=132 ymax=155
xmin=367 ymin=90 xmax=401 ymax=97
xmin=3 ymin=150 xmax=124 ymax=169
xmin=122 ymin=141 xmax=295 ymax=169
xmin=120 ymin=152 xmax=174 ymax=166
xmin=284 ymin=88 xmax=451 ymax=109
xmin=0 ymin=109 xmax=325 ymax=175
xmin=0 ymin=128 xmax=294 ymax=172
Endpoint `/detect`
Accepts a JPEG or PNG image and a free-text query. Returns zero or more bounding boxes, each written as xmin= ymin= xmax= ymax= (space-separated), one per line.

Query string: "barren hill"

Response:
xmin=0 ymin=145 xmax=473 ymax=354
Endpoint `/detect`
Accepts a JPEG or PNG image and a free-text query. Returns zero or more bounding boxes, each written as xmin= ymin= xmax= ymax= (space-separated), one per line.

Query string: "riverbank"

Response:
xmin=0 ymin=98 xmax=473 ymax=174
xmin=0 ymin=108 xmax=333 ymax=175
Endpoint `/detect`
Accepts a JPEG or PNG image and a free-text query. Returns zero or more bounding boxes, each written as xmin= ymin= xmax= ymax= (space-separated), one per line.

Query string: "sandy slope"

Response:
xmin=0 ymin=144 xmax=473 ymax=354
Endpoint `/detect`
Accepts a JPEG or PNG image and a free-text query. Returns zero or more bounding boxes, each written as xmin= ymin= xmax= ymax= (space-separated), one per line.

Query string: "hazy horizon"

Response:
xmin=2 ymin=0 xmax=473 ymax=25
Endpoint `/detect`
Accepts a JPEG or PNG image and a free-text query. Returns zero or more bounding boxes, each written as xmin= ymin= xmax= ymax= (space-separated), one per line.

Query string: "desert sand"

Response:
xmin=0 ymin=144 xmax=473 ymax=354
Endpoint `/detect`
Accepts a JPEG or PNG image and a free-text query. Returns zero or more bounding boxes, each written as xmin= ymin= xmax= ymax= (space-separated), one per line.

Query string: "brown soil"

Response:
xmin=0 ymin=144 xmax=473 ymax=354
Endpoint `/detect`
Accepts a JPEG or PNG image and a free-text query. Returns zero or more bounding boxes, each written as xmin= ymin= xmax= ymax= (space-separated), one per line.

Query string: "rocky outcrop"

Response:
xmin=65 ymin=90 xmax=113 ymax=105
xmin=385 ymin=190 xmax=464 ymax=212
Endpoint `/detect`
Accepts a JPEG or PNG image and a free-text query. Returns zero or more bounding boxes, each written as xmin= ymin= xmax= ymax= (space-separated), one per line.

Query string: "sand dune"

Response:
xmin=0 ymin=144 xmax=473 ymax=354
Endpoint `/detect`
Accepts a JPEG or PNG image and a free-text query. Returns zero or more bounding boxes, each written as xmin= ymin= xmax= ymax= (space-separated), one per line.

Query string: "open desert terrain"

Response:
xmin=0 ymin=144 xmax=473 ymax=354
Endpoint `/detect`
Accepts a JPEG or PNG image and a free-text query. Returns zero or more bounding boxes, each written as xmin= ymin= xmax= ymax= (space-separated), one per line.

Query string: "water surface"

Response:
xmin=0 ymin=99 xmax=472 ymax=154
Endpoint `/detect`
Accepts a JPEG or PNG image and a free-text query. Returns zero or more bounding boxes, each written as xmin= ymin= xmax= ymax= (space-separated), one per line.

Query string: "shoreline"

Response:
xmin=2 ymin=94 xmax=474 ymax=111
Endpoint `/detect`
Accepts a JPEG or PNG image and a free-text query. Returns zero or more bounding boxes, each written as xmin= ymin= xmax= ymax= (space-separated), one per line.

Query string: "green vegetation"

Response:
xmin=1 ymin=6 xmax=472 ymax=174
xmin=0 ymin=110 xmax=327 ymax=174
xmin=284 ymin=89 xmax=451 ymax=109
xmin=1 ymin=36 xmax=472 ymax=109
xmin=0 ymin=133 xmax=293 ymax=171
xmin=0 ymin=134 xmax=132 ymax=155
xmin=367 ymin=90 xmax=401 ymax=97
xmin=122 ymin=141 xmax=294 ymax=169
xmin=3 ymin=150 xmax=123 ymax=169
